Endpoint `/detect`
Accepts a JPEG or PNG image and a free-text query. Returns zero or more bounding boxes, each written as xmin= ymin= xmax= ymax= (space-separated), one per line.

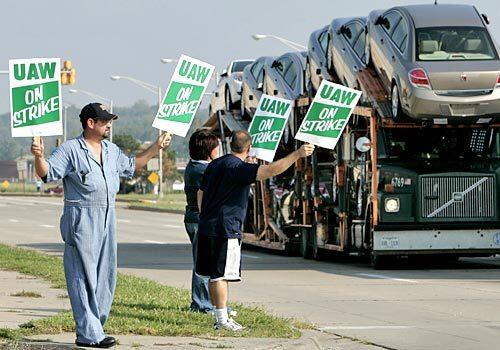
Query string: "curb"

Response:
xmin=127 ymin=205 xmax=184 ymax=215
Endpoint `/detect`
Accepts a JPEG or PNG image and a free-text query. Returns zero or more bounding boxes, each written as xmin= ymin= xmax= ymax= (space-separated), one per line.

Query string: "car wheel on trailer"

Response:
xmin=391 ymin=84 xmax=404 ymax=122
xmin=225 ymin=87 xmax=233 ymax=110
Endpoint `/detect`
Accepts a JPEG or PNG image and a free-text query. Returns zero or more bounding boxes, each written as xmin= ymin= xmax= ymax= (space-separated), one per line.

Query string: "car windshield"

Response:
xmin=379 ymin=128 xmax=500 ymax=159
xmin=231 ymin=60 xmax=253 ymax=72
xmin=416 ymin=27 xmax=497 ymax=61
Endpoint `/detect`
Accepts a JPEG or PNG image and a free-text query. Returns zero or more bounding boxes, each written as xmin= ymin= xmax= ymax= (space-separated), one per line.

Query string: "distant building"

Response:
xmin=0 ymin=161 xmax=18 ymax=181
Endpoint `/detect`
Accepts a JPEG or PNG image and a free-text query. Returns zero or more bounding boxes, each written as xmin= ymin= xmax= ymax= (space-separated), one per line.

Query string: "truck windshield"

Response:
xmin=416 ymin=27 xmax=497 ymax=61
xmin=380 ymin=128 xmax=500 ymax=159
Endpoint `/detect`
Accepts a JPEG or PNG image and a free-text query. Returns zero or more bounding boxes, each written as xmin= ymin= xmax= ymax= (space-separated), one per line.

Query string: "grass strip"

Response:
xmin=0 ymin=243 xmax=303 ymax=340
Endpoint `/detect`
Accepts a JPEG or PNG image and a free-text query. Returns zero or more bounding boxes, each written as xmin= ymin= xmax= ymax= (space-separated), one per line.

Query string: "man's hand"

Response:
xmin=157 ymin=132 xmax=172 ymax=149
xmin=31 ymin=137 xmax=44 ymax=158
xmin=298 ymin=143 xmax=315 ymax=158
xmin=245 ymin=155 xmax=257 ymax=164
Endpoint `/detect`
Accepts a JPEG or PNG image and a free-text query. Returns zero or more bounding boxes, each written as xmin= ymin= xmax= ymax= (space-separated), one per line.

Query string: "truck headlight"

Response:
xmin=384 ymin=198 xmax=400 ymax=213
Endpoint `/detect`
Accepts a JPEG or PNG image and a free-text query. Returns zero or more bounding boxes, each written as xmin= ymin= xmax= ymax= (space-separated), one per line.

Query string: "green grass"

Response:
xmin=118 ymin=192 xmax=187 ymax=212
xmin=0 ymin=244 xmax=304 ymax=340
xmin=0 ymin=183 xmax=37 ymax=193
xmin=10 ymin=291 xmax=42 ymax=298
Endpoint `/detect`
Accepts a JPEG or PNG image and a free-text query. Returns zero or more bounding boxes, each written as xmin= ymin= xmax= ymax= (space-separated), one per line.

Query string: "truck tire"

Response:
xmin=311 ymin=224 xmax=326 ymax=261
xmin=301 ymin=229 xmax=312 ymax=259
xmin=370 ymin=254 xmax=396 ymax=270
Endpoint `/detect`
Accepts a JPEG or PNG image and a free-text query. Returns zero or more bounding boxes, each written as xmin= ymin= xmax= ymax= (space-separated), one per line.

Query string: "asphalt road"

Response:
xmin=1 ymin=196 xmax=500 ymax=350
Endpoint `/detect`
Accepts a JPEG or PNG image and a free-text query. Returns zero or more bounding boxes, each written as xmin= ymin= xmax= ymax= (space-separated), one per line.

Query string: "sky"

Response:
xmin=1 ymin=0 xmax=498 ymax=114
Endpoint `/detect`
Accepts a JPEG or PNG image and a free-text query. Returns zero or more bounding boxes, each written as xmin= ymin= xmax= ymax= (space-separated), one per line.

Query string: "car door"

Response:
xmin=371 ymin=10 xmax=402 ymax=89
xmin=248 ymin=60 xmax=265 ymax=111
xmin=387 ymin=14 xmax=410 ymax=105
xmin=266 ymin=56 xmax=292 ymax=98
xmin=310 ymin=28 xmax=329 ymax=91
xmin=333 ymin=22 xmax=361 ymax=86
xmin=343 ymin=20 xmax=366 ymax=88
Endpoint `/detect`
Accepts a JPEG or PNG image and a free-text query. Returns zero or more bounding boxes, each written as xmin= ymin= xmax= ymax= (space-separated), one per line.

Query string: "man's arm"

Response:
xmin=256 ymin=143 xmax=315 ymax=181
xmin=31 ymin=137 xmax=48 ymax=179
xmin=134 ymin=132 xmax=172 ymax=171
xmin=197 ymin=189 xmax=203 ymax=212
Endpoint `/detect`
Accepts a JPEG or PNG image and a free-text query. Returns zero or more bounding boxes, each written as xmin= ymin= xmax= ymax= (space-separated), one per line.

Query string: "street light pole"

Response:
xmin=157 ymin=85 xmax=164 ymax=199
xmin=251 ymin=34 xmax=307 ymax=51
xmin=110 ymin=75 xmax=165 ymax=199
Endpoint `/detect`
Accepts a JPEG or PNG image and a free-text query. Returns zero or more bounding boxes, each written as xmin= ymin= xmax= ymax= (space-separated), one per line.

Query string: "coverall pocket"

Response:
xmin=76 ymin=171 xmax=99 ymax=193
xmin=59 ymin=207 xmax=81 ymax=246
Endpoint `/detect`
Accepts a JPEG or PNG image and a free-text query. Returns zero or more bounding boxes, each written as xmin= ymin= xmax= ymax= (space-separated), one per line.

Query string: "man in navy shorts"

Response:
xmin=196 ymin=130 xmax=314 ymax=331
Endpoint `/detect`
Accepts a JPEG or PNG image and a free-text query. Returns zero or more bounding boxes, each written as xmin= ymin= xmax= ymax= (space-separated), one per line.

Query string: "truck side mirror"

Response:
xmin=316 ymin=68 xmax=321 ymax=75
xmin=375 ymin=16 xmax=384 ymax=25
xmin=215 ymin=92 xmax=219 ymax=98
xmin=221 ymin=69 xmax=228 ymax=77
xmin=355 ymin=137 xmax=371 ymax=153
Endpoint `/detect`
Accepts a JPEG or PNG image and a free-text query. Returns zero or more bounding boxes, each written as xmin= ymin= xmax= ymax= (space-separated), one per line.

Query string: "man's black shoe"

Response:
xmin=75 ymin=336 xmax=116 ymax=348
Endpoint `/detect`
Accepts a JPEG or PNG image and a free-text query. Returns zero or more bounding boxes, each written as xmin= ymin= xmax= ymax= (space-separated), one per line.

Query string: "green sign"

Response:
xmin=295 ymin=81 xmax=362 ymax=150
xmin=153 ymin=55 xmax=214 ymax=137
xmin=248 ymin=94 xmax=291 ymax=162
xmin=9 ymin=58 xmax=62 ymax=137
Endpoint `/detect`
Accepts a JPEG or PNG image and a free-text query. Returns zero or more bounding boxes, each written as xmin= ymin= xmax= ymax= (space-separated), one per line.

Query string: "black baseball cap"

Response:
xmin=79 ymin=103 xmax=118 ymax=122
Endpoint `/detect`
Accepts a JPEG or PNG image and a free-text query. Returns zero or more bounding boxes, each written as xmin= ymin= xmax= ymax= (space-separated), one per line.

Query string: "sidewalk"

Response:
xmin=0 ymin=270 xmax=383 ymax=350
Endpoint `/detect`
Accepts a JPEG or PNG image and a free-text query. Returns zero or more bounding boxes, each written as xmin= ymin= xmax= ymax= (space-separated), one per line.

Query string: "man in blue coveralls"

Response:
xmin=31 ymin=103 xmax=172 ymax=348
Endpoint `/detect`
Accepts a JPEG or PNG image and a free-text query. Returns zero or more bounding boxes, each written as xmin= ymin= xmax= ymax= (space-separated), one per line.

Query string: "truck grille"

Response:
xmin=421 ymin=175 xmax=495 ymax=219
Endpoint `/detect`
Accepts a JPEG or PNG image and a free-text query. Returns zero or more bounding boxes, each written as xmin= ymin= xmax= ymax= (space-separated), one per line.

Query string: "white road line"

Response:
xmin=1 ymin=197 xmax=63 ymax=206
xmin=319 ymin=325 xmax=412 ymax=331
xmin=163 ymin=224 xmax=184 ymax=229
xmin=143 ymin=240 xmax=166 ymax=245
xmin=356 ymin=273 xmax=418 ymax=284
xmin=242 ymin=254 xmax=260 ymax=259
xmin=117 ymin=219 xmax=131 ymax=223
xmin=40 ymin=224 xmax=55 ymax=228
xmin=8 ymin=219 xmax=19 ymax=223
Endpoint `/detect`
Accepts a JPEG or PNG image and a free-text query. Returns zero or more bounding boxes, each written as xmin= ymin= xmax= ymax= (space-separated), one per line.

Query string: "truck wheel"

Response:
xmin=311 ymin=225 xmax=326 ymax=261
xmin=301 ymin=229 xmax=312 ymax=259
xmin=370 ymin=254 xmax=395 ymax=269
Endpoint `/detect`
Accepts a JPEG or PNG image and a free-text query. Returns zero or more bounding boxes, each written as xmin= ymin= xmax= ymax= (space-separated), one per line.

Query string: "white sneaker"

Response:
xmin=214 ymin=318 xmax=245 ymax=331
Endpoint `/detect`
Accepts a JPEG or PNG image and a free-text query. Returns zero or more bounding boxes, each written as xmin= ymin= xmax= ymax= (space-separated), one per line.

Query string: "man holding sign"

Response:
xmin=196 ymin=130 xmax=314 ymax=331
xmin=31 ymin=103 xmax=171 ymax=348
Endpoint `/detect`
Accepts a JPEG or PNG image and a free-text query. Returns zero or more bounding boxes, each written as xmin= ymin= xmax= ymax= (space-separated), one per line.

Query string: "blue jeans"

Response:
xmin=184 ymin=222 xmax=213 ymax=312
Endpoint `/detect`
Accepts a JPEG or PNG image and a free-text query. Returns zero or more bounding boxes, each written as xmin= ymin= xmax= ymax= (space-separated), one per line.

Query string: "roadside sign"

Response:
xmin=1 ymin=181 xmax=9 ymax=189
xmin=16 ymin=160 xmax=27 ymax=172
xmin=148 ymin=172 xmax=159 ymax=185
xmin=147 ymin=158 xmax=160 ymax=171
xmin=152 ymin=54 xmax=214 ymax=137
xmin=9 ymin=58 xmax=63 ymax=137
xmin=248 ymin=94 xmax=292 ymax=162
xmin=295 ymin=81 xmax=361 ymax=150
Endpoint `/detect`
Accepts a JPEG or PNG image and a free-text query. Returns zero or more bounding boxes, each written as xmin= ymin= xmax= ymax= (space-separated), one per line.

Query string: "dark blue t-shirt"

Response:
xmin=198 ymin=154 xmax=259 ymax=239
xmin=183 ymin=160 xmax=208 ymax=224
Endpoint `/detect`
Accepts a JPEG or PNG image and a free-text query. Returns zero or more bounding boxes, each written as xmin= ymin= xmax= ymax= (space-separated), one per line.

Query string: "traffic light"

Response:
xmin=61 ymin=60 xmax=76 ymax=85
